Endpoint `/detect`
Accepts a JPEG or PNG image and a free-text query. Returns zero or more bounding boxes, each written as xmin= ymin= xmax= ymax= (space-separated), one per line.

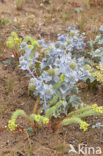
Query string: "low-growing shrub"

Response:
xmin=8 ymin=104 xmax=103 ymax=132
xmin=6 ymin=32 xmax=22 ymax=61
xmin=7 ymin=26 xmax=103 ymax=132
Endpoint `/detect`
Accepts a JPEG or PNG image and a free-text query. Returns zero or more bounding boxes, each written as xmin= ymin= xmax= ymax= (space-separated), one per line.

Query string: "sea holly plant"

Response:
xmin=7 ymin=26 xmax=103 ymax=132
xmin=88 ymin=25 xmax=103 ymax=63
xmin=84 ymin=26 xmax=103 ymax=85
xmin=19 ymin=26 xmax=88 ymax=109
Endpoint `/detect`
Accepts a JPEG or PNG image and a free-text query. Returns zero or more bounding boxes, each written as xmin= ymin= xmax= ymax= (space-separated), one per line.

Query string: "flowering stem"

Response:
xmin=67 ymin=106 xmax=91 ymax=118
xmin=77 ymin=110 xmax=99 ymax=118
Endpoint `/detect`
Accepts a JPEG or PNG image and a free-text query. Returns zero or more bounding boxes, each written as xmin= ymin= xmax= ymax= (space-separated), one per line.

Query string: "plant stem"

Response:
xmin=33 ymin=96 xmax=40 ymax=114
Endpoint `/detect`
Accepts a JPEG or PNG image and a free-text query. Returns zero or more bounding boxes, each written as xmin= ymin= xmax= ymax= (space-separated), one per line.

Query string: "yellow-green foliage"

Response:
xmin=30 ymin=114 xmax=49 ymax=124
xmin=6 ymin=32 xmax=22 ymax=49
xmin=60 ymin=74 xmax=65 ymax=81
xmin=53 ymin=80 xmax=63 ymax=89
xmin=8 ymin=110 xmax=49 ymax=131
xmin=38 ymin=92 xmax=61 ymax=114
xmin=91 ymin=65 xmax=103 ymax=84
xmin=62 ymin=104 xmax=103 ymax=131
xmin=8 ymin=110 xmax=26 ymax=131
xmin=45 ymin=100 xmax=63 ymax=118
xmin=6 ymin=33 xmax=39 ymax=62
xmin=23 ymin=36 xmax=39 ymax=54
xmin=48 ymin=91 xmax=61 ymax=107
xmin=62 ymin=117 xmax=89 ymax=131
xmin=8 ymin=104 xmax=103 ymax=132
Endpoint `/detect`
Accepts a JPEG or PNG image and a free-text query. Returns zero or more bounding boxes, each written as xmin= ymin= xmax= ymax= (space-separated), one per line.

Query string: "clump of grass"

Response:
xmin=86 ymin=0 xmax=90 ymax=9
xmin=16 ymin=0 xmax=24 ymax=10
xmin=5 ymin=78 xmax=14 ymax=95
xmin=0 ymin=17 xmax=9 ymax=28
xmin=43 ymin=0 xmax=51 ymax=4
xmin=61 ymin=10 xmax=72 ymax=23
xmin=77 ymin=14 xmax=86 ymax=32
